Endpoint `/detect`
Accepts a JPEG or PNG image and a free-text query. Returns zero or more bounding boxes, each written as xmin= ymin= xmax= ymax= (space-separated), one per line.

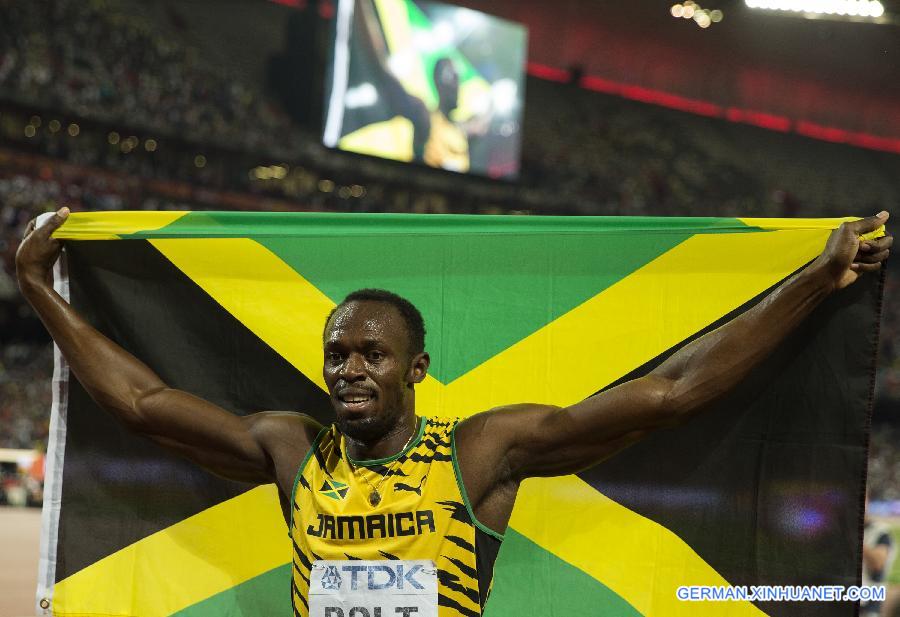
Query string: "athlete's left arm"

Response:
xmin=458 ymin=213 xmax=891 ymax=488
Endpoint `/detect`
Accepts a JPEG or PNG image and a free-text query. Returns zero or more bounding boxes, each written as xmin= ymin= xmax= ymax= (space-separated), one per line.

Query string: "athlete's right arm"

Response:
xmin=16 ymin=208 xmax=316 ymax=484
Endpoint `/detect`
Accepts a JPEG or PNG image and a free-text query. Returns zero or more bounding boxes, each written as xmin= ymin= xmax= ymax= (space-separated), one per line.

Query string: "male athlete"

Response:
xmin=343 ymin=0 xmax=489 ymax=173
xmin=16 ymin=208 xmax=892 ymax=616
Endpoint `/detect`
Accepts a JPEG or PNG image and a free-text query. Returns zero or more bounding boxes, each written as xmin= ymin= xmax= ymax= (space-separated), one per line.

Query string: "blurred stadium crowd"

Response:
xmin=2 ymin=0 xmax=900 ymax=502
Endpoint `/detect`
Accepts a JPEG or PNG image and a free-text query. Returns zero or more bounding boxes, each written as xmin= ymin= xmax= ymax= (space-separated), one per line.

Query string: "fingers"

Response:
xmin=857 ymin=234 xmax=893 ymax=266
xmin=34 ymin=207 xmax=70 ymax=238
xmin=860 ymin=235 xmax=893 ymax=252
xmin=844 ymin=211 xmax=889 ymax=236
xmin=857 ymin=249 xmax=890 ymax=264
xmin=851 ymin=262 xmax=882 ymax=273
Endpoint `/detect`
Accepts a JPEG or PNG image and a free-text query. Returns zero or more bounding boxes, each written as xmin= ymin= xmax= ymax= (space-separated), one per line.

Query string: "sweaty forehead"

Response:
xmin=326 ymin=301 xmax=406 ymax=342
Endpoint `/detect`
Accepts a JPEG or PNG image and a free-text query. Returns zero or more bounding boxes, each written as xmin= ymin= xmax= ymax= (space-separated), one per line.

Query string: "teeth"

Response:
xmin=341 ymin=394 xmax=371 ymax=403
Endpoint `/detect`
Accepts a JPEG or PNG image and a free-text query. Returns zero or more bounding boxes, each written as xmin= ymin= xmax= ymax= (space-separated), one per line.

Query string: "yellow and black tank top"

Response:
xmin=423 ymin=111 xmax=469 ymax=173
xmin=290 ymin=416 xmax=503 ymax=617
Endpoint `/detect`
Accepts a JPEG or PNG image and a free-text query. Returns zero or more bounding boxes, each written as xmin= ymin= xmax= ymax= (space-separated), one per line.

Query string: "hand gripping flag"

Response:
xmin=38 ymin=212 xmax=883 ymax=617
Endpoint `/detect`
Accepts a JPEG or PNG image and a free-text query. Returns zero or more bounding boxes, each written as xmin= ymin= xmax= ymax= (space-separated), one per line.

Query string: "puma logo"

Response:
xmin=394 ymin=475 xmax=428 ymax=496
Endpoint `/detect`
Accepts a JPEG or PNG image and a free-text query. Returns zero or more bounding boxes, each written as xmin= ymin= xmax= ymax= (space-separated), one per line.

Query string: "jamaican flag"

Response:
xmin=39 ymin=212 xmax=882 ymax=617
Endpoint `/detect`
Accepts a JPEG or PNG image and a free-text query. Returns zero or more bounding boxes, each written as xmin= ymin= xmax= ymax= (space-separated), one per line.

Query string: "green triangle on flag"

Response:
xmin=258 ymin=232 xmax=697 ymax=383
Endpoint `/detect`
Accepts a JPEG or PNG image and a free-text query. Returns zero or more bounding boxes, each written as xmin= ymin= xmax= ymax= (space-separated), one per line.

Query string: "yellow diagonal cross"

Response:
xmin=53 ymin=226 xmax=837 ymax=617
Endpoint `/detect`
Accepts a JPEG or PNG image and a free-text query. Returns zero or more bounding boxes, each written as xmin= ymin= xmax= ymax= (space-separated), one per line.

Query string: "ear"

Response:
xmin=407 ymin=352 xmax=430 ymax=384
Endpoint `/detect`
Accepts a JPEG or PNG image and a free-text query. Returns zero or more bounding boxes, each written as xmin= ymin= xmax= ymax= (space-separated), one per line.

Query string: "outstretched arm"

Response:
xmin=15 ymin=209 xmax=319 ymax=484
xmin=457 ymin=214 xmax=891 ymax=522
xmin=354 ymin=0 xmax=430 ymax=155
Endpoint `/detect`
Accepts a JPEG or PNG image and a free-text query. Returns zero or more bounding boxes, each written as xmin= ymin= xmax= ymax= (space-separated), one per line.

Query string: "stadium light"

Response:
xmin=670 ymin=2 xmax=725 ymax=27
xmin=744 ymin=0 xmax=885 ymax=19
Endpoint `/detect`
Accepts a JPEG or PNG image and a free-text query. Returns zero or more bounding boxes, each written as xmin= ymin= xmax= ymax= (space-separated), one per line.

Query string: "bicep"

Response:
xmin=133 ymin=387 xmax=275 ymax=483
xmin=504 ymin=374 xmax=676 ymax=479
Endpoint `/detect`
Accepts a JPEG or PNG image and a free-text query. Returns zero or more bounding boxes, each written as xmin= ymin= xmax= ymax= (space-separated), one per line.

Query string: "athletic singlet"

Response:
xmin=423 ymin=111 xmax=469 ymax=173
xmin=290 ymin=416 xmax=503 ymax=617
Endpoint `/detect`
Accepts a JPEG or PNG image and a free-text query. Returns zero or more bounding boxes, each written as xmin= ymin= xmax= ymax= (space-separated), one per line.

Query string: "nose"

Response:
xmin=339 ymin=352 xmax=366 ymax=381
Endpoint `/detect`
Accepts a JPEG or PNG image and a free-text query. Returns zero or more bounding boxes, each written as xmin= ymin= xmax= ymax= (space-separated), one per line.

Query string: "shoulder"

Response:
xmin=422 ymin=415 xmax=459 ymax=436
xmin=451 ymin=404 xmax=563 ymax=472
xmin=245 ymin=410 xmax=323 ymax=436
xmin=243 ymin=412 xmax=327 ymax=497
xmin=246 ymin=412 xmax=324 ymax=466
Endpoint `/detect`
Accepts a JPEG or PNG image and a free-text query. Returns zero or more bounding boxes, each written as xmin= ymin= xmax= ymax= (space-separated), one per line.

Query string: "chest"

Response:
xmin=298 ymin=453 xmax=460 ymax=544
xmin=289 ymin=421 xmax=486 ymax=617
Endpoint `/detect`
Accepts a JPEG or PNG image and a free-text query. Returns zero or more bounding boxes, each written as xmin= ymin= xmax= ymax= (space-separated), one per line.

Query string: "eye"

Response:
xmin=366 ymin=350 xmax=385 ymax=362
xmin=326 ymin=352 xmax=345 ymax=365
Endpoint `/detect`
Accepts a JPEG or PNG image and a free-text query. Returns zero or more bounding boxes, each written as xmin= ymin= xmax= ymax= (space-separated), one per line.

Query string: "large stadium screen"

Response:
xmin=322 ymin=0 xmax=527 ymax=179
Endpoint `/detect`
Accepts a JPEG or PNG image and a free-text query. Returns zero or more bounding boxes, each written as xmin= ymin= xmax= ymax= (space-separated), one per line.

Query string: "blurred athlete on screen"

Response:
xmin=344 ymin=0 xmax=491 ymax=172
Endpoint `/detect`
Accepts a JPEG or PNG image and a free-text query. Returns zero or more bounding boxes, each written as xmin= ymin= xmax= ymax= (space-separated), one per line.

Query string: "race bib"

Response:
xmin=309 ymin=560 xmax=438 ymax=617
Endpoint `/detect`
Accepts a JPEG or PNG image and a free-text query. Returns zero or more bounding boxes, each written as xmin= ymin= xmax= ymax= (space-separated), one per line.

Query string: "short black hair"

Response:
xmin=323 ymin=289 xmax=426 ymax=356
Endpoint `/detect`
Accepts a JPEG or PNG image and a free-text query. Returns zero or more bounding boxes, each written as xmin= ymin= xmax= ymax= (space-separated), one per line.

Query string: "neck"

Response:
xmin=346 ymin=414 xmax=419 ymax=462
